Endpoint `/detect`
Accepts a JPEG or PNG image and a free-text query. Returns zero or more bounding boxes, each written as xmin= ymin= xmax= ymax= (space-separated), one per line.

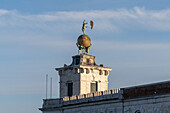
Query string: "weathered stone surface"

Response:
xmin=40 ymin=81 xmax=170 ymax=113
xmin=40 ymin=54 xmax=170 ymax=113
xmin=123 ymin=81 xmax=170 ymax=99
xmin=55 ymin=54 xmax=112 ymax=98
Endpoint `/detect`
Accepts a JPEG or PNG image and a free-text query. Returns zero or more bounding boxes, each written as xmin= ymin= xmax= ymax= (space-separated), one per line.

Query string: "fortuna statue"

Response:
xmin=76 ymin=20 xmax=94 ymax=55
xmin=82 ymin=20 xmax=94 ymax=34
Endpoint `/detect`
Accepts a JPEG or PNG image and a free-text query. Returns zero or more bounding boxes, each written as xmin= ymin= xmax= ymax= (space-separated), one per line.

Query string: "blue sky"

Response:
xmin=0 ymin=0 xmax=170 ymax=113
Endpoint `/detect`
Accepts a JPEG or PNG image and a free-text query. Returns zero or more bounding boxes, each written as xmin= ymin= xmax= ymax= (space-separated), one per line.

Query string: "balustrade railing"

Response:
xmin=62 ymin=88 xmax=120 ymax=101
xmin=43 ymin=88 xmax=121 ymax=107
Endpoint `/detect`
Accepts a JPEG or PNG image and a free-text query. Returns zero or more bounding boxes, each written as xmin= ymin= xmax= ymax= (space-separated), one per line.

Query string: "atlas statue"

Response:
xmin=76 ymin=20 xmax=94 ymax=55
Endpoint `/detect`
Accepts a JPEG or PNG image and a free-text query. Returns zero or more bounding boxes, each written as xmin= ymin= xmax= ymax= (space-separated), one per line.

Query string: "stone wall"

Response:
xmin=123 ymin=81 xmax=170 ymax=99
xmin=124 ymin=94 xmax=170 ymax=113
xmin=56 ymin=54 xmax=112 ymax=98
xmin=59 ymin=67 xmax=80 ymax=98
xmin=40 ymin=81 xmax=170 ymax=113
xmin=80 ymin=65 xmax=110 ymax=95
xmin=41 ymin=93 xmax=170 ymax=113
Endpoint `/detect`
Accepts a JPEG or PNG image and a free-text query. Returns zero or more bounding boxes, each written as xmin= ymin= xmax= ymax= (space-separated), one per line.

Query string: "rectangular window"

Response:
xmin=76 ymin=58 xmax=80 ymax=65
xmin=96 ymin=82 xmax=98 ymax=91
xmin=91 ymin=82 xmax=98 ymax=93
xmin=87 ymin=58 xmax=90 ymax=65
xmin=67 ymin=83 xmax=73 ymax=97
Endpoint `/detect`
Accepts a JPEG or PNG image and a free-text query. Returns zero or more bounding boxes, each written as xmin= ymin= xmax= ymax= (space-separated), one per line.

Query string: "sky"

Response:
xmin=0 ymin=0 xmax=170 ymax=113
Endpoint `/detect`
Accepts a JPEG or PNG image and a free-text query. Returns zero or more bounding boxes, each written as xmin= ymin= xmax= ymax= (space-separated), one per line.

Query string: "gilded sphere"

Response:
xmin=77 ymin=34 xmax=91 ymax=47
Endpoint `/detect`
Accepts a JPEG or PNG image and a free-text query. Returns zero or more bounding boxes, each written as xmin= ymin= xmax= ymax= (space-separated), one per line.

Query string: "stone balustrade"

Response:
xmin=77 ymin=94 xmax=85 ymax=99
xmin=62 ymin=88 xmax=121 ymax=101
xmin=86 ymin=93 xmax=93 ymax=98
xmin=70 ymin=95 xmax=77 ymax=100
xmin=63 ymin=96 xmax=69 ymax=101
xmin=42 ymin=88 xmax=122 ymax=109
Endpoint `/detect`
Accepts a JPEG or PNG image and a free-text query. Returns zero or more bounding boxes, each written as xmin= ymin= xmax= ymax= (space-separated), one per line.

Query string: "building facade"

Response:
xmin=39 ymin=81 xmax=170 ymax=113
xmin=39 ymin=21 xmax=170 ymax=113
xmin=56 ymin=54 xmax=112 ymax=98
xmin=39 ymin=53 xmax=170 ymax=113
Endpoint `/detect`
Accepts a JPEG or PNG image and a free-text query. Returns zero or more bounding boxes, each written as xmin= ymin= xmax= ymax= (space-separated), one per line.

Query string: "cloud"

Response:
xmin=34 ymin=7 xmax=170 ymax=31
xmin=0 ymin=9 xmax=17 ymax=16
xmin=1 ymin=7 xmax=170 ymax=52
xmin=0 ymin=9 xmax=10 ymax=15
xmin=1 ymin=7 xmax=170 ymax=32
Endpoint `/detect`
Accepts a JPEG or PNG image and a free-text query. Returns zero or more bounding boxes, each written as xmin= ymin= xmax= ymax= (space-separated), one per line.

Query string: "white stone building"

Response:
xmin=39 ymin=53 xmax=170 ymax=113
xmin=39 ymin=31 xmax=170 ymax=113
xmin=56 ymin=54 xmax=112 ymax=98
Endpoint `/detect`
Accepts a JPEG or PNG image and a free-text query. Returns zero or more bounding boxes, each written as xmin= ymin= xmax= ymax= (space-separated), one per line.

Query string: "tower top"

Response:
xmin=54 ymin=20 xmax=112 ymax=97
xmin=56 ymin=54 xmax=112 ymax=70
xmin=55 ymin=54 xmax=112 ymax=98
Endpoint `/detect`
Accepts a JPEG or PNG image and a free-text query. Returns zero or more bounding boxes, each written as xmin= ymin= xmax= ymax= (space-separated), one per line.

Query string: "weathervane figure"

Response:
xmin=82 ymin=20 xmax=88 ymax=34
xmin=77 ymin=20 xmax=94 ymax=55
xmin=82 ymin=20 xmax=94 ymax=34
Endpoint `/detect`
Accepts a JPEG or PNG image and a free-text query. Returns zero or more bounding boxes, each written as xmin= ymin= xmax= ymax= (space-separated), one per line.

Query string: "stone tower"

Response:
xmin=55 ymin=20 xmax=112 ymax=98
xmin=56 ymin=54 xmax=112 ymax=98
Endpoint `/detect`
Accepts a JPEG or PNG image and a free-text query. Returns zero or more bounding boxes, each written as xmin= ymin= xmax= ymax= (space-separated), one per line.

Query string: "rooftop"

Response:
xmin=40 ymin=80 xmax=170 ymax=111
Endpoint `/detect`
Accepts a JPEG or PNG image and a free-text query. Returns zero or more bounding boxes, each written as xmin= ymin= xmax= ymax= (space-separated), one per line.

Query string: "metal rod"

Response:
xmin=50 ymin=77 xmax=52 ymax=98
xmin=58 ymin=73 xmax=60 ymax=98
xmin=46 ymin=74 xmax=48 ymax=99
